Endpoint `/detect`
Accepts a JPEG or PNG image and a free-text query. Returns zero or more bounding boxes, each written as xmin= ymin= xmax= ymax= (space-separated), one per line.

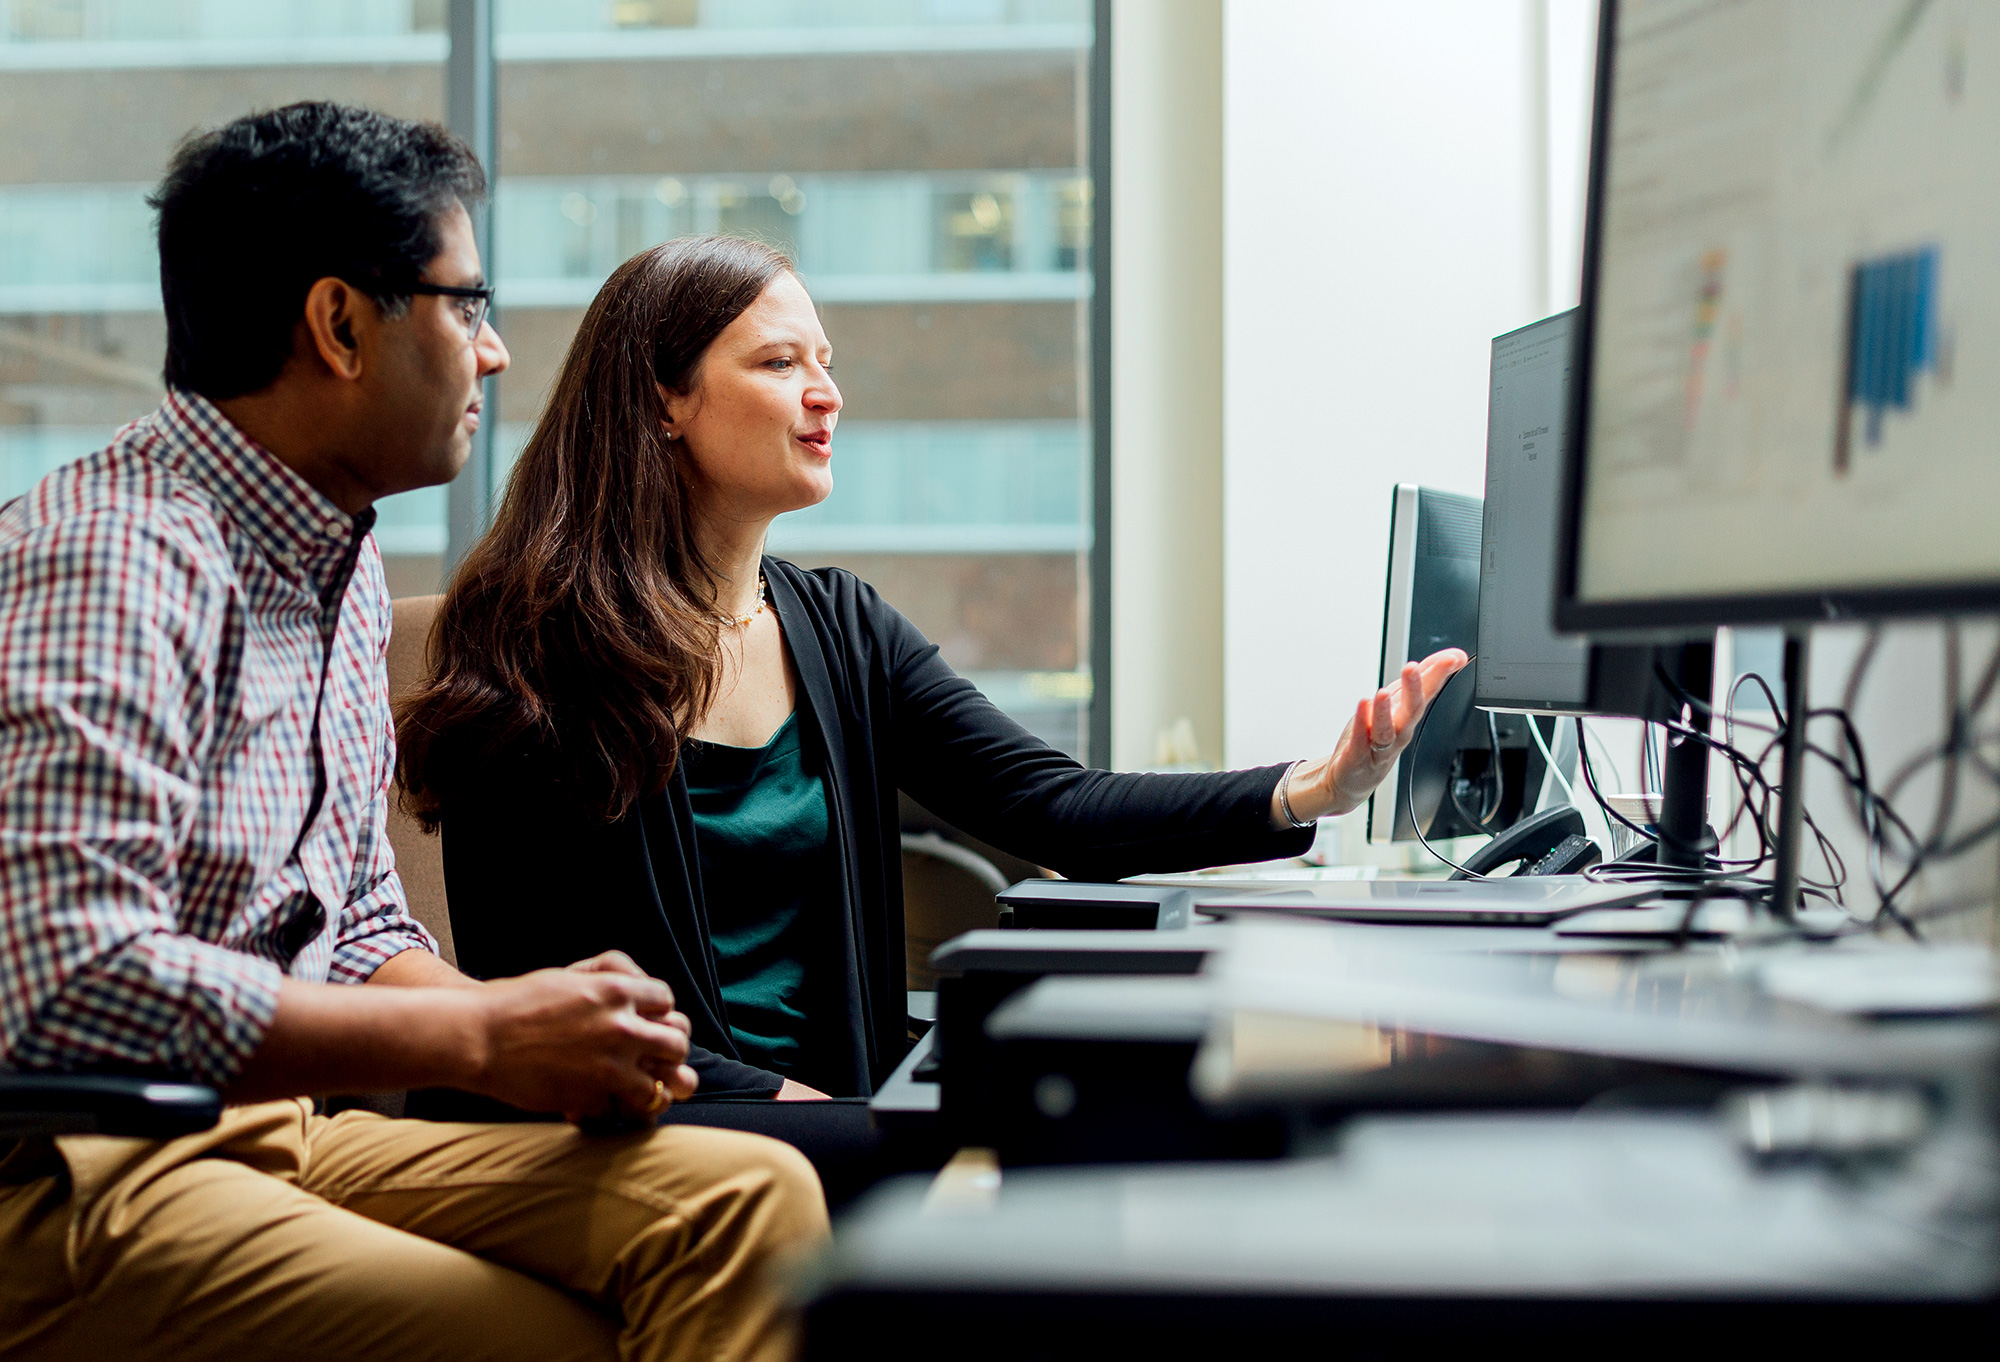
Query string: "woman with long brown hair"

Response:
xmin=397 ymin=235 xmax=1461 ymax=1121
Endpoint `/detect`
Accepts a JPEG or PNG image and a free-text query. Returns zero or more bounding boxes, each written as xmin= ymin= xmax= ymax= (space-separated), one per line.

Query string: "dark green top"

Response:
xmin=681 ymin=712 xmax=830 ymax=1076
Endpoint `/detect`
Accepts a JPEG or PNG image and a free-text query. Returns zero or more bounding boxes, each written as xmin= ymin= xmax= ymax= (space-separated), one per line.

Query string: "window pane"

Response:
xmin=0 ymin=6 xmax=447 ymax=598
xmin=2 ymin=1 xmax=1100 ymax=748
xmin=492 ymin=0 xmax=1096 ymax=756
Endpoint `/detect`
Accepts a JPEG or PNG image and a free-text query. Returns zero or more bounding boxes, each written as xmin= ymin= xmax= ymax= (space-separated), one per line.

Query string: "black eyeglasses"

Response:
xmin=408 ymin=282 xmax=493 ymax=339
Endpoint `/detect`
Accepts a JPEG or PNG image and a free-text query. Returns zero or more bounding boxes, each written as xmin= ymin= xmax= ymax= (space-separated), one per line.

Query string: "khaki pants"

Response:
xmin=0 ymin=1100 xmax=828 ymax=1362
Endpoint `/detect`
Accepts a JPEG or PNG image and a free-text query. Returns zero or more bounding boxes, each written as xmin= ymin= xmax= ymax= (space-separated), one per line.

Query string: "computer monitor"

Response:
xmin=1477 ymin=313 xmax=1592 ymax=711
xmin=1472 ymin=308 xmax=1724 ymax=872
xmin=1557 ymin=0 xmax=2000 ymax=635
xmin=1477 ymin=309 xmax=1689 ymax=727
xmin=1369 ymin=485 xmax=1553 ymax=846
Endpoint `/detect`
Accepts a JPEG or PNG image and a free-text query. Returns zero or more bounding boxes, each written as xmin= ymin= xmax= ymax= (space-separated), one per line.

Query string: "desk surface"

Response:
xmin=819 ymin=1107 xmax=1998 ymax=1299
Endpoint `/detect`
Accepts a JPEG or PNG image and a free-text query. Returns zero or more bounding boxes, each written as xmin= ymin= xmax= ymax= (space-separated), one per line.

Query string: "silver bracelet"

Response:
xmin=1276 ymin=759 xmax=1313 ymax=829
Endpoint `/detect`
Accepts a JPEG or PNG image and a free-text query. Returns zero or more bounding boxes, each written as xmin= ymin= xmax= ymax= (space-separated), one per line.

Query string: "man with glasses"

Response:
xmin=0 ymin=102 xmax=824 ymax=1362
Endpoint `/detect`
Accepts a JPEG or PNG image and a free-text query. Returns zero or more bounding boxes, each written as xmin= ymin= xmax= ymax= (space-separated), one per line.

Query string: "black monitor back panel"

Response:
xmin=1371 ymin=485 xmax=1549 ymax=844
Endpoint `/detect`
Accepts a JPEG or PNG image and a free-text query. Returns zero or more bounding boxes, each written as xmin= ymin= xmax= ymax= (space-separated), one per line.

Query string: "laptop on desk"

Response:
xmin=1124 ymin=865 xmax=1379 ymax=889
xmin=1192 ymin=876 xmax=1660 ymax=927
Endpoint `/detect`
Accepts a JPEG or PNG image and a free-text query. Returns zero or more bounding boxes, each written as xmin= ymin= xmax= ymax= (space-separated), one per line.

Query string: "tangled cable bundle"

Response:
xmin=1404 ymin=627 xmax=2000 ymax=943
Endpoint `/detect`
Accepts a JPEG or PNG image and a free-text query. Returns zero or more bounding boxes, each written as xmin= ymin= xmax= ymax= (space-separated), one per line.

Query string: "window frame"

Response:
xmin=444 ymin=0 xmax=1113 ymax=766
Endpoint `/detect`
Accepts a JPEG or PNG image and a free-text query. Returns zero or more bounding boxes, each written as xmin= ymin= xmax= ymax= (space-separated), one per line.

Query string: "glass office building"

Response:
xmin=0 ymin=0 xmax=1097 ymax=755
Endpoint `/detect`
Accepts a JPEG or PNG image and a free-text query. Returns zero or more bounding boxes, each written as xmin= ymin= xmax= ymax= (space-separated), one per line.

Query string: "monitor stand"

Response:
xmin=1768 ymin=631 xmax=1810 ymax=919
xmin=1601 ymin=641 xmax=1718 ymax=874
xmin=1609 ymin=635 xmax=1809 ymax=923
xmin=1653 ymin=640 xmax=1720 ymax=871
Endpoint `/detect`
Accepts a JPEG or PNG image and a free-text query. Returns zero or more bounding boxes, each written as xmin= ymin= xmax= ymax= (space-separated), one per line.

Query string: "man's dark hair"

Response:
xmin=150 ymin=101 xmax=486 ymax=399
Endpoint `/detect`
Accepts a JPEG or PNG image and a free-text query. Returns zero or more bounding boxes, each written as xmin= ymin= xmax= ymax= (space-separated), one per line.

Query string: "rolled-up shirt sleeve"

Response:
xmin=328 ymin=859 xmax=437 ymax=984
xmin=0 ymin=509 xmax=283 ymax=1087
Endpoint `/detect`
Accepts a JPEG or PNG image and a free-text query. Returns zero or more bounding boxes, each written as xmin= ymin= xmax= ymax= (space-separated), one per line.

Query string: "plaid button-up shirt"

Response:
xmin=0 ymin=390 xmax=435 ymax=1087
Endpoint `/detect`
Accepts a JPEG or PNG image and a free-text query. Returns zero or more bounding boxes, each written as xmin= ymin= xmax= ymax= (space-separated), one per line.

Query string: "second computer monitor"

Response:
xmin=1476 ymin=312 xmax=1592 ymax=713
xmin=1476 ymin=309 xmax=1688 ymax=725
xmin=1369 ymin=484 xmax=1552 ymax=846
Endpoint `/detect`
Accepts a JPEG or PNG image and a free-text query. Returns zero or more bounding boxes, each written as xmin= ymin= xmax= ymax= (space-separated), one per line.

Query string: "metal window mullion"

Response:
xmin=1086 ymin=0 xmax=1112 ymax=769
xmin=445 ymin=0 xmax=497 ymax=578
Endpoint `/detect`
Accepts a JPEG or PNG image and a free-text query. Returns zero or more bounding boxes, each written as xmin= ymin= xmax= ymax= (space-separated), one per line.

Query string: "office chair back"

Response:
xmin=319 ymin=594 xmax=450 ymax=1121
xmin=901 ymin=832 xmax=1007 ymax=992
xmin=386 ymin=594 xmax=454 ymax=969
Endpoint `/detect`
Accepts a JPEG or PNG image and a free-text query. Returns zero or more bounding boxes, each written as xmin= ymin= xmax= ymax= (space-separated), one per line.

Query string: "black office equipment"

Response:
xmin=976 ymin=974 xmax=1285 ymax=1166
xmin=971 ymin=956 xmax=1763 ymax=1167
xmin=803 ymin=1103 xmax=1996 ymax=1359
xmin=0 ymin=1074 xmax=223 ymax=1139
xmin=1449 ymin=805 xmax=1600 ymax=878
xmin=994 ymin=880 xmax=1192 ymax=931
xmin=919 ymin=928 xmax=1228 ymax=1142
xmin=923 ymin=903 xmax=1993 ymax=1169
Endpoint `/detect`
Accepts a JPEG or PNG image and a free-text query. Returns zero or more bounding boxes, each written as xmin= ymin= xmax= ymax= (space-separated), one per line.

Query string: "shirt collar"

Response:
xmin=151 ymin=389 xmax=370 ymax=591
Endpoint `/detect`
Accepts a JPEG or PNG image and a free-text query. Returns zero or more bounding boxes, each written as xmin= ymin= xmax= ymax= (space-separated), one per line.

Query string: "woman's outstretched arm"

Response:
xmin=872 ymin=582 xmax=1461 ymax=880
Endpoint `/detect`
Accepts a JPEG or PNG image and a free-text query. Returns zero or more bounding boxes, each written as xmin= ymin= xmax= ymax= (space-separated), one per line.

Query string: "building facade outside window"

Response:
xmin=0 ymin=0 xmax=1100 ymax=758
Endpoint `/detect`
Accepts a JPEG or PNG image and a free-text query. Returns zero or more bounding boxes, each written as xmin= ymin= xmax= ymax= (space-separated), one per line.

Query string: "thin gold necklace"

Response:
xmin=723 ymin=574 xmax=768 ymax=629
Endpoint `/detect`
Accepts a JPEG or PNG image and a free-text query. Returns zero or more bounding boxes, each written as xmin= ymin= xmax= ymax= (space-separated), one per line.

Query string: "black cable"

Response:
xmin=1628 ymin=680 xmax=1781 ymax=871
xmin=1812 ymin=703 xmax=1914 ymax=934
xmin=1573 ymin=715 xmax=1654 ymax=844
xmin=1633 ymin=661 xmax=1863 ymax=904
xmin=1967 ymin=630 xmax=2000 ymax=715
xmin=1660 ymin=717 xmax=1780 ymax=869
xmin=1747 ymin=623 xmax=2000 ymax=939
xmin=1568 ymin=713 xmax=1762 ymax=893
xmin=1642 ymin=659 xmax=1785 ymax=869
xmin=1810 ymin=625 xmax=2000 ymax=937
xmin=1484 ymin=710 xmax=1505 ymax=823
xmin=1840 ymin=624 xmax=1880 ymax=725
xmin=1651 ymin=659 xmax=1858 ymax=894
xmin=1928 ymin=619 xmax=1964 ymax=852
xmin=1831 ymin=624 xmax=1893 ymax=911
xmin=1562 ymin=695 xmax=1854 ymax=923
xmin=1636 ymin=720 xmax=1653 ymax=826
xmin=1717 ymin=678 xmax=1783 ymax=865
xmin=1430 ymin=626 xmax=2000 ymax=933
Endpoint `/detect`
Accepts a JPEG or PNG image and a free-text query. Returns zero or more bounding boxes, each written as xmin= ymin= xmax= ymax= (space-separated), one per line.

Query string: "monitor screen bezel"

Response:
xmin=1553 ymin=0 xmax=2000 ymax=638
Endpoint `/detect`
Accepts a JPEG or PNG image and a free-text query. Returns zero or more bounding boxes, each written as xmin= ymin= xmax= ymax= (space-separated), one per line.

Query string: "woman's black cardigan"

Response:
xmin=436 ymin=559 xmax=1315 ymax=1098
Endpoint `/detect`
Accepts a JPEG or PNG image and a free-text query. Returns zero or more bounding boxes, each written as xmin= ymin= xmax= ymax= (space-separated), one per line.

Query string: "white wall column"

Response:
xmin=1109 ymin=0 xmax=1226 ymax=771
